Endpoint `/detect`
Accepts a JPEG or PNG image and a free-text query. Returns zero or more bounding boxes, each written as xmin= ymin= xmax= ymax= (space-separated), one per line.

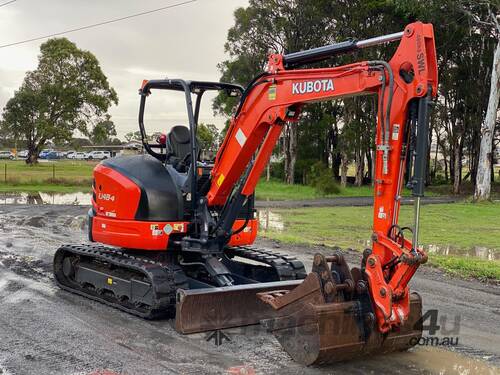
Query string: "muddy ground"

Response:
xmin=0 ymin=204 xmax=498 ymax=375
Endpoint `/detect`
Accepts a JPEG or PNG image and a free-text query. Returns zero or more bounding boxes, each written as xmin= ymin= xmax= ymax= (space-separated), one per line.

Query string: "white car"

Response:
xmin=86 ymin=151 xmax=111 ymax=160
xmin=17 ymin=150 xmax=29 ymax=159
xmin=0 ymin=151 xmax=14 ymax=159
xmin=74 ymin=152 xmax=87 ymax=160
xmin=65 ymin=151 xmax=76 ymax=159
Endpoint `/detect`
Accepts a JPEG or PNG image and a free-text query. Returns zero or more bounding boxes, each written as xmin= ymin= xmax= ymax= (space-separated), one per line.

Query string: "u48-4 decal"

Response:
xmin=98 ymin=193 xmax=115 ymax=202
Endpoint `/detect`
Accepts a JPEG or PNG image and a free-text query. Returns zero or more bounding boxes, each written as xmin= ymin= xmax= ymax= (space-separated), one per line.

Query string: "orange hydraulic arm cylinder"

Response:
xmin=208 ymin=22 xmax=438 ymax=333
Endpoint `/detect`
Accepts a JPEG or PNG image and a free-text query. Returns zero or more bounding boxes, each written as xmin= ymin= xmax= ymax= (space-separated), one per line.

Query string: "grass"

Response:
xmin=0 ymin=160 xmax=496 ymax=201
xmin=255 ymin=179 xmax=442 ymax=200
xmin=429 ymin=255 xmax=500 ymax=280
xmin=0 ymin=160 xmax=96 ymax=182
xmin=0 ymin=161 xmax=431 ymax=198
xmin=259 ymin=202 xmax=500 ymax=280
xmin=0 ymin=160 xmax=95 ymax=193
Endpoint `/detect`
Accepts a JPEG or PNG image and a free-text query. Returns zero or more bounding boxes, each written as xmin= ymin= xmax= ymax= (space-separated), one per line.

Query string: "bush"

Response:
xmin=294 ymin=158 xmax=317 ymax=184
xmin=269 ymin=161 xmax=285 ymax=181
xmin=431 ymin=173 xmax=449 ymax=186
xmin=309 ymin=161 xmax=340 ymax=195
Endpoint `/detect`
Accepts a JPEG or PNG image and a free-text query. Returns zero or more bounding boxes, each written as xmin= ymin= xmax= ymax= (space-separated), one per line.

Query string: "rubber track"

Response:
xmin=53 ymin=244 xmax=187 ymax=319
xmin=54 ymin=244 xmax=307 ymax=320
xmin=225 ymin=246 xmax=307 ymax=281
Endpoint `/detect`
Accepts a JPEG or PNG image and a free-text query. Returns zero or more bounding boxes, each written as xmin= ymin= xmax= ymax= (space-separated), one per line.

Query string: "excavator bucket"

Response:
xmin=175 ymin=279 xmax=302 ymax=334
xmin=258 ymin=253 xmax=422 ymax=365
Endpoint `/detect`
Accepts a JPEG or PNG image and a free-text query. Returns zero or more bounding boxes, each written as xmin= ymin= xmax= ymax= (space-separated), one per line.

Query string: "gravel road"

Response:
xmin=0 ymin=205 xmax=498 ymax=375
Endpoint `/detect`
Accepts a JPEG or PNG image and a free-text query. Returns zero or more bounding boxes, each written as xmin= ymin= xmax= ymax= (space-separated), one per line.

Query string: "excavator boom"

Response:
xmin=200 ymin=21 xmax=437 ymax=334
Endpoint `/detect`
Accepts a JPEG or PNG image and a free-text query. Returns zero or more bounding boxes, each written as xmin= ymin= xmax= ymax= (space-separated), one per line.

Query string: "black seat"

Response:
xmin=166 ymin=125 xmax=197 ymax=172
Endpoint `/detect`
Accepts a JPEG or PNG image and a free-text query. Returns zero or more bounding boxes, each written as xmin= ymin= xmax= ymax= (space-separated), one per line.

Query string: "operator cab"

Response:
xmin=138 ymin=79 xmax=243 ymax=168
xmin=136 ymin=79 xmax=245 ymax=214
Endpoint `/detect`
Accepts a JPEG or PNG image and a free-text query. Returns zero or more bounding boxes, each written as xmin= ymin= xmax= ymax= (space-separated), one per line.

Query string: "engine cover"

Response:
xmin=92 ymin=155 xmax=184 ymax=222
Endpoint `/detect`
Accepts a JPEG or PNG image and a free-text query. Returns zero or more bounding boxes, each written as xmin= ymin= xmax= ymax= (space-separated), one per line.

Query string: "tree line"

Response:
xmin=214 ymin=0 xmax=500 ymax=199
xmin=1 ymin=38 xmax=118 ymax=163
xmin=0 ymin=35 xmax=221 ymax=164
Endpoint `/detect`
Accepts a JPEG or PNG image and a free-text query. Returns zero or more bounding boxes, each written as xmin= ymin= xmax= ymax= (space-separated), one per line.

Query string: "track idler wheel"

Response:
xmin=258 ymin=253 xmax=423 ymax=365
xmin=62 ymin=256 xmax=77 ymax=278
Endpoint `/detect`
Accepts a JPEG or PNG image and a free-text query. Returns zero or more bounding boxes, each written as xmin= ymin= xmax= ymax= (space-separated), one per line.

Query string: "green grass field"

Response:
xmin=259 ymin=202 xmax=500 ymax=280
xmin=0 ymin=160 xmax=95 ymax=192
xmin=0 ymin=162 xmax=425 ymax=198
xmin=254 ymin=180 xmax=374 ymax=200
xmin=0 ymin=160 xmax=497 ymax=201
xmin=254 ymin=179 xmax=446 ymax=200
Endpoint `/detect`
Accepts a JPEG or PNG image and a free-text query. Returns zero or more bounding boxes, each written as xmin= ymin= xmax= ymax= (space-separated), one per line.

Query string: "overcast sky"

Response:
xmin=0 ymin=0 xmax=248 ymax=138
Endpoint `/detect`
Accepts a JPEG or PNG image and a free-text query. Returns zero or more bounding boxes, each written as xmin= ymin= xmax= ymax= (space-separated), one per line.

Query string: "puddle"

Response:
xmin=357 ymin=240 xmax=499 ymax=261
xmin=257 ymin=208 xmax=499 ymax=262
xmin=354 ymin=347 xmax=500 ymax=375
xmin=404 ymin=347 xmax=499 ymax=375
xmin=1 ymin=195 xmax=498 ymax=261
xmin=257 ymin=208 xmax=284 ymax=231
xmin=0 ymin=192 xmax=91 ymax=205
xmin=427 ymin=244 xmax=500 ymax=261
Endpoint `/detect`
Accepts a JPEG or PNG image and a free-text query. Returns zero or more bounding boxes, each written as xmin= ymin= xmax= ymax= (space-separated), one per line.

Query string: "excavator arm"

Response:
xmin=205 ymin=22 xmax=438 ymax=333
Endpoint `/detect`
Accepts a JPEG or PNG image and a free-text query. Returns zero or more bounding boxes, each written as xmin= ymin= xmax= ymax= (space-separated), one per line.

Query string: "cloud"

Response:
xmin=0 ymin=0 xmax=248 ymax=136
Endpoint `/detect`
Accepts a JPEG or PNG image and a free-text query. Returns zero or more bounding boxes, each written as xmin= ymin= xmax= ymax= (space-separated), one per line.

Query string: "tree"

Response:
xmin=215 ymin=0 xmax=336 ymax=184
xmin=124 ymin=131 xmax=142 ymax=143
xmin=216 ymin=0 xmax=497 ymax=194
xmin=90 ymin=115 xmax=117 ymax=145
xmin=68 ymin=138 xmax=92 ymax=150
xmin=471 ymin=3 xmax=500 ymax=200
xmin=1 ymin=38 xmax=118 ymax=163
xmin=197 ymin=123 xmax=220 ymax=151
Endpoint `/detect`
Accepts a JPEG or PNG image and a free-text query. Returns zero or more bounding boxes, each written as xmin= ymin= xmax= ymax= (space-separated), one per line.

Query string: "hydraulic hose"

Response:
xmin=368 ymin=61 xmax=394 ymax=146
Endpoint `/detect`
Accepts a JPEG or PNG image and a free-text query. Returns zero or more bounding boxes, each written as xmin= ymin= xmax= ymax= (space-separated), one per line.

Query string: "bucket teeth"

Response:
xmin=258 ymin=251 xmax=423 ymax=365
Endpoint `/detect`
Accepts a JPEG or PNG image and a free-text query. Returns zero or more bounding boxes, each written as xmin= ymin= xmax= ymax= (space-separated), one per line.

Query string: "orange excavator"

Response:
xmin=54 ymin=22 xmax=437 ymax=364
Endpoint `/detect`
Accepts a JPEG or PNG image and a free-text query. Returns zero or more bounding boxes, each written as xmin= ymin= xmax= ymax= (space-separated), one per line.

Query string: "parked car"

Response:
xmin=45 ymin=151 xmax=61 ymax=160
xmin=0 ymin=151 xmax=14 ymax=160
xmin=39 ymin=149 xmax=53 ymax=159
xmin=17 ymin=150 xmax=29 ymax=159
xmin=65 ymin=151 xmax=76 ymax=159
xmin=86 ymin=151 xmax=111 ymax=160
xmin=74 ymin=152 xmax=87 ymax=160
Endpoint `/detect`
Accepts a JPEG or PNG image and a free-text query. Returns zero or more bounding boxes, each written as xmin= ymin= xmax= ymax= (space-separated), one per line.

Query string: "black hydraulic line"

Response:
xmin=411 ymin=89 xmax=433 ymax=197
xmin=231 ymin=199 xmax=252 ymax=236
xmin=235 ymin=73 xmax=271 ymax=118
xmin=282 ymin=31 xmax=403 ymax=69
xmin=283 ymin=40 xmax=357 ymax=68
xmin=374 ymin=66 xmax=386 ymax=144
xmin=213 ymin=73 xmax=270 ymax=167
xmin=405 ymin=101 xmax=419 ymax=187
xmin=368 ymin=61 xmax=394 ymax=146
xmin=210 ymin=159 xmax=254 ymax=236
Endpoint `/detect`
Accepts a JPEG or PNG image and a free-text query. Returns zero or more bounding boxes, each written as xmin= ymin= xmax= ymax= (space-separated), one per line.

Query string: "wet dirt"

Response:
xmin=0 ymin=204 xmax=498 ymax=375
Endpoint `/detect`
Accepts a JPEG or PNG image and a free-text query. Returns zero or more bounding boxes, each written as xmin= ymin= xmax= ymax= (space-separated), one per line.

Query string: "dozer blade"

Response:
xmin=258 ymin=253 xmax=423 ymax=365
xmin=175 ymin=280 xmax=302 ymax=334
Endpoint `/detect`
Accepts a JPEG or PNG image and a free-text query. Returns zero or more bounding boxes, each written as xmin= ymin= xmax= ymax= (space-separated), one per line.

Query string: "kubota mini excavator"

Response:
xmin=54 ymin=22 xmax=437 ymax=365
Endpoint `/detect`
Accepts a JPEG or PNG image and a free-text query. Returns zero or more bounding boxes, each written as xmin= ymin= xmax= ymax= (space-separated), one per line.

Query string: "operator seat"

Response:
xmin=166 ymin=125 xmax=198 ymax=172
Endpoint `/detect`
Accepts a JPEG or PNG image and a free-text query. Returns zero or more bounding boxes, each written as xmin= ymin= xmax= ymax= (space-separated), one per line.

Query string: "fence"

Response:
xmin=1 ymin=160 xmax=95 ymax=185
